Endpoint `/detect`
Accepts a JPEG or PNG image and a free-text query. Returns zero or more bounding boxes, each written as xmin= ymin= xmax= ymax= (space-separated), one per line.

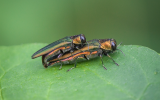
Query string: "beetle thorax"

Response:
xmin=72 ymin=36 xmax=81 ymax=44
xmin=100 ymin=41 xmax=112 ymax=51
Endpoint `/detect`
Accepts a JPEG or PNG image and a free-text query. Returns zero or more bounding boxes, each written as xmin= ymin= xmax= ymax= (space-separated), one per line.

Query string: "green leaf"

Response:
xmin=0 ymin=44 xmax=160 ymax=100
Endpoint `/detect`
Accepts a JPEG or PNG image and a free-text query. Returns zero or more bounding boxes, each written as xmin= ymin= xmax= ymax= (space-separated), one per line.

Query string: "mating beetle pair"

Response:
xmin=32 ymin=34 xmax=124 ymax=71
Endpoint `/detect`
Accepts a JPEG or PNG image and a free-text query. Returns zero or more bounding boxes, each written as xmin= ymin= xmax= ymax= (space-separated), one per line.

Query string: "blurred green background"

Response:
xmin=0 ymin=0 xmax=160 ymax=52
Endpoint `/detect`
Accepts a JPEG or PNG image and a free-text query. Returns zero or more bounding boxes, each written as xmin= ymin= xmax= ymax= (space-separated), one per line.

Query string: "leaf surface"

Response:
xmin=0 ymin=44 xmax=160 ymax=100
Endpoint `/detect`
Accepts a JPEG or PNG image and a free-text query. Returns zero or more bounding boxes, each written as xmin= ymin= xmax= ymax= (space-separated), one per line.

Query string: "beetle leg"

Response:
xmin=58 ymin=61 xmax=63 ymax=70
xmin=99 ymin=54 xmax=107 ymax=70
xmin=66 ymin=55 xmax=88 ymax=72
xmin=57 ymin=53 xmax=63 ymax=70
xmin=76 ymin=42 xmax=90 ymax=56
xmin=71 ymin=42 xmax=74 ymax=48
xmin=106 ymin=54 xmax=119 ymax=66
xmin=84 ymin=54 xmax=89 ymax=60
xmin=75 ymin=46 xmax=83 ymax=51
xmin=66 ymin=57 xmax=78 ymax=72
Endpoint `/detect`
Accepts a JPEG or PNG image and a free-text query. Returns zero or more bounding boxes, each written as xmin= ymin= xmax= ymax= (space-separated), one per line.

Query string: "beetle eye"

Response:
xmin=111 ymin=42 xmax=117 ymax=51
xmin=80 ymin=35 xmax=86 ymax=43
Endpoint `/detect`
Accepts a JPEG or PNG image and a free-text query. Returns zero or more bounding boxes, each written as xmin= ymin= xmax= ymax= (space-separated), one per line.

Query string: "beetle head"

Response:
xmin=72 ymin=34 xmax=86 ymax=45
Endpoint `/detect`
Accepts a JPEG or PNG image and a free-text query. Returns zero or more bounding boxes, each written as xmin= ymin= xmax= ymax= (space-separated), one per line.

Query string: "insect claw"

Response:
xmin=66 ymin=69 xmax=70 ymax=72
xmin=115 ymin=63 xmax=119 ymax=66
xmin=66 ymin=67 xmax=75 ymax=72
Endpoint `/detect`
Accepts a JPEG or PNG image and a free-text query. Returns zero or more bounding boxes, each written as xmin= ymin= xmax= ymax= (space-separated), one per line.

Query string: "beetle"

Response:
xmin=31 ymin=34 xmax=87 ymax=68
xmin=47 ymin=39 xmax=124 ymax=71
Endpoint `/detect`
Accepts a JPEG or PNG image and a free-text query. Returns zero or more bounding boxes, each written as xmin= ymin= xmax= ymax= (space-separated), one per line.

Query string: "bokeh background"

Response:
xmin=0 ymin=0 xmax=160 ymax=52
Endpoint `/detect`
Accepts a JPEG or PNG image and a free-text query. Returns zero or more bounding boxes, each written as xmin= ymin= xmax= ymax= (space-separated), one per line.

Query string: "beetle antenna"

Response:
xmin=116 ymin=49 xmax=125 ymax=56
xmin=117 ymin=42 xmax=122 ymax=47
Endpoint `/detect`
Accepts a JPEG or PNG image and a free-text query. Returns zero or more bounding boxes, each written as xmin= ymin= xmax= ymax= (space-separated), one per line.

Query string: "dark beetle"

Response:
xmin=31 ymin=34 xmax=87 ymax=68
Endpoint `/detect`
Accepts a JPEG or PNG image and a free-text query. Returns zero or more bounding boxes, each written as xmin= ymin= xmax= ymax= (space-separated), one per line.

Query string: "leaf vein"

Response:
xmin=0 ymin=72 xmax=5 ymax=100
xmin=46 ymin=82 xmax=54 ymax=100
xmin=127 ymin=52 xmax=149 ymax=83
xmin=84 ymin=66 xmax=136 ymax=99
xmin=138 ymin=83 xmax=151 ymax=100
